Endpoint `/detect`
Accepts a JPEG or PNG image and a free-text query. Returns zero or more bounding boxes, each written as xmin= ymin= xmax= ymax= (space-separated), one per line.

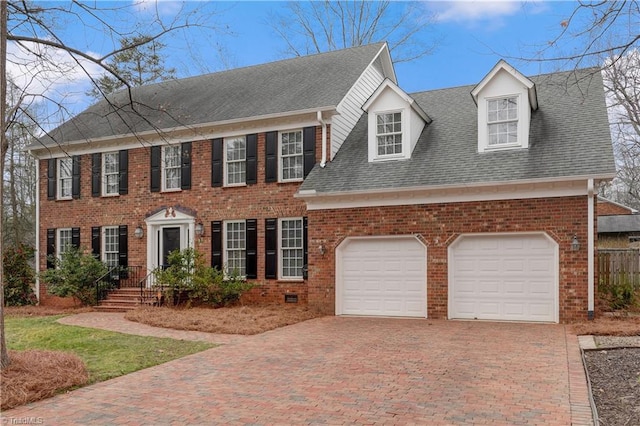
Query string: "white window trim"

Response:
xmin=278 ymin=217 xmax=304 ymax=281
xmin=161 ymin=145 xmax=181 ymax=192
xmin=278 ymin=129 xmax=304 ymax=183
xmin=478 ymin=92 xmax=529 ymax=153
xmin=56 ymin=228 xmax=73 ymax=260
xmin=374 ymin=110 xmax=404 ymax=160
xmin=57 ymin=158 xmax=73 ymax=200
xmin=224 ymin=136 xmax=247 ymax=187
xmin=485 ymin=95 xmax=519 ymax=150
xmin=102 ymin=226 xmax=119 ymax=269
xmin=223 ymin=220 xmax=246 ymax=278
xmin=102 ymin=152 xmax=120 ymax=196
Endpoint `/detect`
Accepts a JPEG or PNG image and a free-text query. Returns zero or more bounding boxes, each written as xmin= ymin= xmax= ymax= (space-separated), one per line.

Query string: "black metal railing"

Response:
xmin=139 ymin=269 xmax=165 ymax=306
xmin=94 ymin=265 xmax=145 ymax=305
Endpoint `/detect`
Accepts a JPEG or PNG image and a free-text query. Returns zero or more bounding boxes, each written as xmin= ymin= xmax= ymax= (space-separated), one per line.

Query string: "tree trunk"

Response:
xmin=1 ymin=0 xmax=11 ymax=370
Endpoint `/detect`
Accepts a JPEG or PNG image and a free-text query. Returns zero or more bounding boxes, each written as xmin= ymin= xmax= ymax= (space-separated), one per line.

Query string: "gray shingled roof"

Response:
xmin=598 ymin=215 xmax=640 ymax=233
xmin=32 ymin=43 xmax=386 ymax=149
xmin=300 ymin=69 xmax=616 ymax=193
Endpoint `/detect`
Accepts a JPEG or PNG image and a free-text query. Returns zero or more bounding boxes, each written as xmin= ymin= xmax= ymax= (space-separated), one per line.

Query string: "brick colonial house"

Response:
xmin=29 ymin=43 xmax=615 ymax=322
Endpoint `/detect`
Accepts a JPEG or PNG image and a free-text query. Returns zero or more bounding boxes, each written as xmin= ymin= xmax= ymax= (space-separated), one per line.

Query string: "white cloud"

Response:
xmin=131 ymin=0 xmax=183 ymax=17
xmin=6 ymin=40 xmax=105 ymax=125
xmin=429 ymin=0 xmax=526 ymax=24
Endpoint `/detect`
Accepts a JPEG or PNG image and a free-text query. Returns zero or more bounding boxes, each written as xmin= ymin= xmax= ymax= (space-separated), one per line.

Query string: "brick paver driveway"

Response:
xmin=3 ymin=316 xmax=592 ymax=425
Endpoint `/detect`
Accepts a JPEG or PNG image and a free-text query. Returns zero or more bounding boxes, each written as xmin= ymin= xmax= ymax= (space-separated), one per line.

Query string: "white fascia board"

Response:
xmin=297 ymin=175 xmax=616 ymax=210
xmin=375 ymin=43 xmax=397 ymax=84
xmin=29 ymin=106 xmax=338 ymax=159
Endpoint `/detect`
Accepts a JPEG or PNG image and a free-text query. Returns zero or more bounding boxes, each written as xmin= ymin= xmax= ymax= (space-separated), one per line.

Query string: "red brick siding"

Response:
xmin=38 ymin=126 xmax=327 ymax=305
xmin=306 ymin=196 xmax=594 ymax=323
xmin=597 ymin=199 xmax=634 ymax=216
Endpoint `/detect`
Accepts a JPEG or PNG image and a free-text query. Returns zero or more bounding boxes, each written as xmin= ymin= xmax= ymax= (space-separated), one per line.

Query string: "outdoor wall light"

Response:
xmin=134 ymin=226 xmax=144 ymax=239
xmin=571 ymin=234 xmax=580 ymax=251
xmin=195 ymin=222 xmax=204 ymax=236
xmin=318 ymin=244 xmax=326 ymax=255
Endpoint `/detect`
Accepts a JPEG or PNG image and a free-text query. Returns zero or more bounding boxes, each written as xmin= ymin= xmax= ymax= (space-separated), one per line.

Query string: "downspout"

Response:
xmin=317 ymin=110 xmax=327 ymax=168
xmin=34 ymin=157 xmax=40 ymax=303
xmin=587 ymin=178 xmax=595 ymax=320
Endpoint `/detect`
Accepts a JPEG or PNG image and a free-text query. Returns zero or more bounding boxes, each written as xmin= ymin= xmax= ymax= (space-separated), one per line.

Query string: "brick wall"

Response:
xmin=597 ymin=199 xmax=634 ymax=216
xmin=306 ymin=196 xmax=594 ymax=323
xmin=38 ymin=126 xmax=326 ymax=305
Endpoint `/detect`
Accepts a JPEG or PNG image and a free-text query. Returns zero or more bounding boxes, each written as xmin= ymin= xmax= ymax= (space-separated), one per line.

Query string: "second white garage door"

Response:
xmin=449 ymin=233 xmax=558 ymax=322
xmin=337 ymin=237 xmax=427 ymax=317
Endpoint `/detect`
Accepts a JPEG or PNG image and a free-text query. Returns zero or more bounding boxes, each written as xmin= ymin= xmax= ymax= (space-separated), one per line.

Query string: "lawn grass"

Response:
xmin=5 ymin=315 xmax=214 ymax=383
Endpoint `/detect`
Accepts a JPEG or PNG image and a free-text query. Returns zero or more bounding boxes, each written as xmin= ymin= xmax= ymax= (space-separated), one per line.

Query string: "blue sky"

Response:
xmin=8 ymin=1 xmax=594 ymax=120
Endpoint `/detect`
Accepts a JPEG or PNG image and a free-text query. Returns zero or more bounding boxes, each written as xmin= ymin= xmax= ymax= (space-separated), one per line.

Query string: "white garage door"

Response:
xmin=449 ymin=233 xmax=558 ymax=322
xmin=337 ymin=237 xmax=427 ymax=317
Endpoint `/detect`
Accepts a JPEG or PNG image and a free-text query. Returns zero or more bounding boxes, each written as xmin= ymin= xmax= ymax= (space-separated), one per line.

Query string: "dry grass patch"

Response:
xmin=4 ymin=305 xmax=93 ymax=317
xmin=125 ymin=305 xmax=325 ymax=335
xmin=572 ymin=315 xmax=640 ymax=336
xmin=1 ymin=350 xmax=88 ymax=410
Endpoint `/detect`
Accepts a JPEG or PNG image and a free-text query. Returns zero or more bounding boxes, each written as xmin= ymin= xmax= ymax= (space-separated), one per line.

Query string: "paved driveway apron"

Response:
xmin=3 ymin=317 xmax=591 ymax=425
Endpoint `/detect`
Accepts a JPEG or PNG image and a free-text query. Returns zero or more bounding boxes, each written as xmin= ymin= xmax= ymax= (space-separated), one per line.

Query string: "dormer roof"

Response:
xmin=471 ymin=59 xmax=538 ymax=110
xmin=362 ymin=79 xmax=431 ymax=124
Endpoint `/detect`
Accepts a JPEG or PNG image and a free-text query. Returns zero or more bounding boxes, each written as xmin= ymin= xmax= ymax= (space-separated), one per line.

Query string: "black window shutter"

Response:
xmin=71 ymin=227 xmax=81 ymax=249
xmin=118 ymin=225 xmax=128 ymax=276
xmin=150 ymin=146 xmax=161 ymax=192
xmin=91 ymin=227 xmax=101 ymax=259
xmin=91 ymin=154 xmax=101 ymax=197
xmin=265 ymin=218 xmax=277 ymax=279
xmin=246 ymin=219 xmax=257 ymax=279
xmin=265 ymin=131 xmax=278 ymax=183
xmin=303 ymin=217 xmax=308 ymax=279
xmin=246 ymin=134 xmax=258 ymax=185
xmin=72 ymin=155 xmax=81 ymax=199
xmin=211 ymin=221 xmax=223 ymax=270
xmin=119 ymin=150 xmax=128 ymax=195
xmin=46 ymin=228 xmax=56 ymax=269
xmin=47 ymin=159 xmax=56 ymax=200
xmin=181 ymin=142 xmax=192 ymax=190
xmin=211 ymin=138 xmax=223 ymax=187
xmin=303 ymin=126 xmax=316 ymax=178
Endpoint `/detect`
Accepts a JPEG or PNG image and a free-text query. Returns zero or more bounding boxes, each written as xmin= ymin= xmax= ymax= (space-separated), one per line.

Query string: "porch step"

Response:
xmin=96 ymin=288 xmax=144 ymax=312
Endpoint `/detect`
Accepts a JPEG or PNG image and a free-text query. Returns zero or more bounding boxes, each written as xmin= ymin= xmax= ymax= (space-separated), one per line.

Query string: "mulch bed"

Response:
xmin=583 ymin=348 xmax=640 ymax=426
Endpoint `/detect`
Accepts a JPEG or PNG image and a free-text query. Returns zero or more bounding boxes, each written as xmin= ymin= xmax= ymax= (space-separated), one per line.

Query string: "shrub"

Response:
xmin=40 ymin=247 xmax=108 ymax=305
xmin=155 ymin=248 xmax=254 ymax=307
xmin=599 ymin=273 xmax=640 ymax=311
xmin=3 ymin=244 xmax=37 ymax=306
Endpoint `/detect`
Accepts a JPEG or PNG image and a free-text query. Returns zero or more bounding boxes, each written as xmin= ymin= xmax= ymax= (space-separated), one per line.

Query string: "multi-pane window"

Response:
xmin=225 ymin=136 xmax=246 ymax=185
xmin=487 ymin=97 xmax=518 ymax=145
xmin=280 ymin=130 xmax=303 ymax=181
xmin=103 ymin=227 xmax=119 ymax=269
xmin=225 ymin=221 xmax=246 ymax=277
xmin=58 ymin=158 xmax=73 ymax=199
xmin=280 ymin=218 xmax=304 ymax=279
xmin=163 ymin=145 xmax=181 ymax=190
xmin=103 ymin=152 xmax=119 ymax=195
xmin=57 ymin=228 xmax=73 ymax=259
xmin=376 ymin=112 xmax=402 ymax=156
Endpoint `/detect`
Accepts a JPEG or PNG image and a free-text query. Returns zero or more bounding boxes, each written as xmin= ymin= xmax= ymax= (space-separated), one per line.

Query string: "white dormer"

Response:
xmin=363 ymin=79 xmax=431 ymax=162
xmin=471 ymin=60 xmax=538 ymax=153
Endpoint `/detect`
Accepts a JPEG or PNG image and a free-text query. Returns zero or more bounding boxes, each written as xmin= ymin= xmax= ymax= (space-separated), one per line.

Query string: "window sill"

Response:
xmin=482 ymin=143 xmax=523 ymax=152
xmin=161 ymin=188 xmax=182 ymax=193
xmin=278 ymin=178 xmax=304 ymax=184
xmin=101 ymin=193 xmax=120 ymax=198
xmin=56 ymin=197 xmax=73 ymax=201
xmin=223 ymin=183 xmax=247 ymax=188
xmin=276 ymin=278 xmax=305 ymax=283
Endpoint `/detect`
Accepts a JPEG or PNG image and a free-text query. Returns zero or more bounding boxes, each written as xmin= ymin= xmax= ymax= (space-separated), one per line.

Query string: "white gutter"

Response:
xmin=35 ymin=160 xmax=40 ymax=303
xmin=317 ymin=111 xmax=327 ymax=168
xmin=588 ymin=178 xmax=595 ymax=319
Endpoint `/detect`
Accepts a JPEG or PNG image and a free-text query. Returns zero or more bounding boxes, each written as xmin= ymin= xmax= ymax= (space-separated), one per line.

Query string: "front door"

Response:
xmin=161 ymin=227 xmax=181 ymax=267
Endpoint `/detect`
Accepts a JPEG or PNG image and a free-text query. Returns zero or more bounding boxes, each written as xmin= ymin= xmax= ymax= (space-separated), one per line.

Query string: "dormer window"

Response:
xmin=487 ymin=96 xmax=518 ymax=146
xmin=376 ymin=112 xmax=403 ymax=156
xmin=471 ymin=60 xmax=537 ymax=153
xmin=363 ymin=79 xmax=430 ymax=163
